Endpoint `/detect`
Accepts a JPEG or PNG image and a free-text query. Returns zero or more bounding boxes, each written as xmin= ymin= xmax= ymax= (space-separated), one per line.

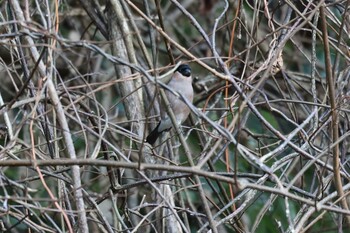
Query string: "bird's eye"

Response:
xmin=177 ymin=65 xmax=191 ymax=77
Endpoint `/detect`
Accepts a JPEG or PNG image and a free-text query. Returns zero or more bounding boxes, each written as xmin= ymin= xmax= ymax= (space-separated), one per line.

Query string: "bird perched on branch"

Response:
xmin=146 ymin=64 xmax=193 ymax=145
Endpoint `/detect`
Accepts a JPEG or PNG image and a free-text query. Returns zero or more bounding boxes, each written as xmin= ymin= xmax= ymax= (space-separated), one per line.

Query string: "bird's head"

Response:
xmin=176 ymin=64 xmax=191 ymax=77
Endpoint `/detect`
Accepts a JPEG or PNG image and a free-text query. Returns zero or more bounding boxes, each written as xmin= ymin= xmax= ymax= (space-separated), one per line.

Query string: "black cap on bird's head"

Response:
xmin=176 ymin=64 xmax=191 ymax=77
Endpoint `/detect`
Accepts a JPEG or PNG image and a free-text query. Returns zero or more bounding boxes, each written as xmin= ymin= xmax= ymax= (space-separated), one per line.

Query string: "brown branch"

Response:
xmin=320 ymin=4 xmax=350 ymax=225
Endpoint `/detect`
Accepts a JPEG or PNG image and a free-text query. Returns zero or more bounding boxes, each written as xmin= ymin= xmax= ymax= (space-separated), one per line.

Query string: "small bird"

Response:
xmin=146 ymin=64 xmax=193 ymax=145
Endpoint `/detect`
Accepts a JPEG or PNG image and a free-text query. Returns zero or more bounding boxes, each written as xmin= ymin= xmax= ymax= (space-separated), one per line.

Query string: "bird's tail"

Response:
xmin=146 ymin=122 xmax=161 ymax=145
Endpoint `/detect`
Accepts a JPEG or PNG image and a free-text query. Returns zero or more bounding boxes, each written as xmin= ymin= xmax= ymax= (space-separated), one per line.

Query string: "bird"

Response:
xmin=146 ymin=64 xmax=193 ymax=145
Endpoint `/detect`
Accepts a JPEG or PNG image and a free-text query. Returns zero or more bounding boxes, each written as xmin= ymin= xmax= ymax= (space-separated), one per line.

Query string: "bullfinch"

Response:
xmin=146 ymin=64 xmax=193 ymax=145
